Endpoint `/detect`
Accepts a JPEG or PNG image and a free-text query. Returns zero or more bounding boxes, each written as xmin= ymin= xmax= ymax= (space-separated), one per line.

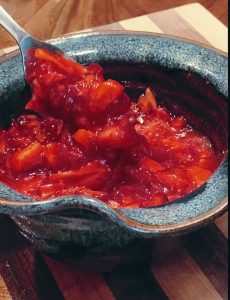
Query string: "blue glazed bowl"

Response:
xmin=0 ymin=32 xmax=228 ymax=260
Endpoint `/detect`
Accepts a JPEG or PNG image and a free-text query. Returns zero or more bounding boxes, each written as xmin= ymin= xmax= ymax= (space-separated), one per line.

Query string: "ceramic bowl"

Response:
xmin=0 ymin=32 xmax=228 ymax=260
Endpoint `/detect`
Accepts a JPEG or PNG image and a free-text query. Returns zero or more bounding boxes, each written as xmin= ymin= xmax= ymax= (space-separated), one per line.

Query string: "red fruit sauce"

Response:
xmin=0 ymin=49 xmax=222 ymax=208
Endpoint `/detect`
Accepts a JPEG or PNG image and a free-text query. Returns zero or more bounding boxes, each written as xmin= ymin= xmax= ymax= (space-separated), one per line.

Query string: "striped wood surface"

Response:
xmin=0 ymin=3 xmax=228 ymax=300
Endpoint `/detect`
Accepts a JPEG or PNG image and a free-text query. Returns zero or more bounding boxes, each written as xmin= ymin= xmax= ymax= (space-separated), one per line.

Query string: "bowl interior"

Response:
xmin=0 ymin=32 xmax=228 ymax=229
xmin=102 ymin=61 xmax=228 ymax=157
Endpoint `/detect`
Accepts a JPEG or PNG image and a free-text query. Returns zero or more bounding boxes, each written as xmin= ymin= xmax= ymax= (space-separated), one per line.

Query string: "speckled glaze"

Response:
xmin=0 ymin=32 xmax=228 ymax=259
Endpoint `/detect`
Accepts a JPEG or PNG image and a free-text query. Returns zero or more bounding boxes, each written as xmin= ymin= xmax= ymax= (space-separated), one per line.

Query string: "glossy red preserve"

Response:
xmin=0 ymin=49 xmax=221 ymax=208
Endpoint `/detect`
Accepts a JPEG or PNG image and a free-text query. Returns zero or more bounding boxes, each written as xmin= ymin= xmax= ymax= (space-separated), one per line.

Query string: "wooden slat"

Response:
xmin=44 ymin=255 xmax=115 ymax=300
xmin=0 ymin=215 xmax=64 ymax=300
xmin=215 ymin=212 xmax=228 ymax=238
xmin=119 ymin=15 xmax=163 ymax=33
xmin=93 ymin=23 xmax=123 ymax=31
xmin=104 ymin=259 xmax=168 ymax=300
xmin=175 ymin=3 xmax=228 ymax=52
xmin=148 ymin=9 xmax=210 ymax=45
xmin=182 ymin=224 xmax=228 ymax=299
xmin=0 ymin=276 xmax=11 ymax=300
xmin=151 ymin=238 xmax=222 ymax=300
xmin=0 ymin=46 xmax=18 ymax=58
xmin=23 ymin=1 xmax=68 ymax=40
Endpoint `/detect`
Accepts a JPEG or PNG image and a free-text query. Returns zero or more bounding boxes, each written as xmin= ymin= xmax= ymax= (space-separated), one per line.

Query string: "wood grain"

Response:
xmin=0 ymin=275 xmax=11 ymax=300
xmin=0 ymin=215 xmax=64 ymax=300
xmin=44 ymin=256 xmax=116 ymax=300
xmin=215 ymin=212 xmax=228 ymax=238
xmin=151 ymin=239 xmax=222 ymax=300
xmin=104 ymin=263 xmax=169 ymax=300
xmin=0 ymin=0 xmax=227 ymax=50
xmin=182 ymin=224 xmax=228 ymax=299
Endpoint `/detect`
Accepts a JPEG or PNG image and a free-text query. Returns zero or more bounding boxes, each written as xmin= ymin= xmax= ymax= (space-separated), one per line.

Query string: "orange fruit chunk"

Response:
xmin=187 ymin=166 xmax=212 ymax=186
xmin=138 ymin=87 xmax=157 ymax=113
xmin=49 ymin=161 xmax=110 ymax=189
xmin=140 ymin=156 xmax=165 ymax=172
xmin=9 ymin=142 xmax=43 ymax=172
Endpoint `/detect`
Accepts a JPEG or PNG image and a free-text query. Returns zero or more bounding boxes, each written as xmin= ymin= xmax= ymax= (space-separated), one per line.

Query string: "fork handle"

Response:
xmin=0 ymin=5 xmax=28 ymax=43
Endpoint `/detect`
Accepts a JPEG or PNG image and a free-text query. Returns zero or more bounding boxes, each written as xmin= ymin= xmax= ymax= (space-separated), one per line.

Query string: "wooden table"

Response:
xmin=0 ymin=2 xmax=228 ymax=299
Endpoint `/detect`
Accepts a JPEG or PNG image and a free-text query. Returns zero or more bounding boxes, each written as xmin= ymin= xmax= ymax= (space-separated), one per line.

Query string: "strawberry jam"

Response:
xmin=0 ymin=49 xmax=223 ymax=208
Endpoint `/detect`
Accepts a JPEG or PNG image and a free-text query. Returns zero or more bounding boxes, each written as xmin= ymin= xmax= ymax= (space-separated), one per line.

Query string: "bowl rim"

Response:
xmin=0 ymin=30 xmax=228 ymax=236
xmin=0 ymin=30 xmax=227 ymax=63
xmin=65 ymin=30 xmax=228 ymax=56
xmin=0 ymin=192 xmax=228 ymax=237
